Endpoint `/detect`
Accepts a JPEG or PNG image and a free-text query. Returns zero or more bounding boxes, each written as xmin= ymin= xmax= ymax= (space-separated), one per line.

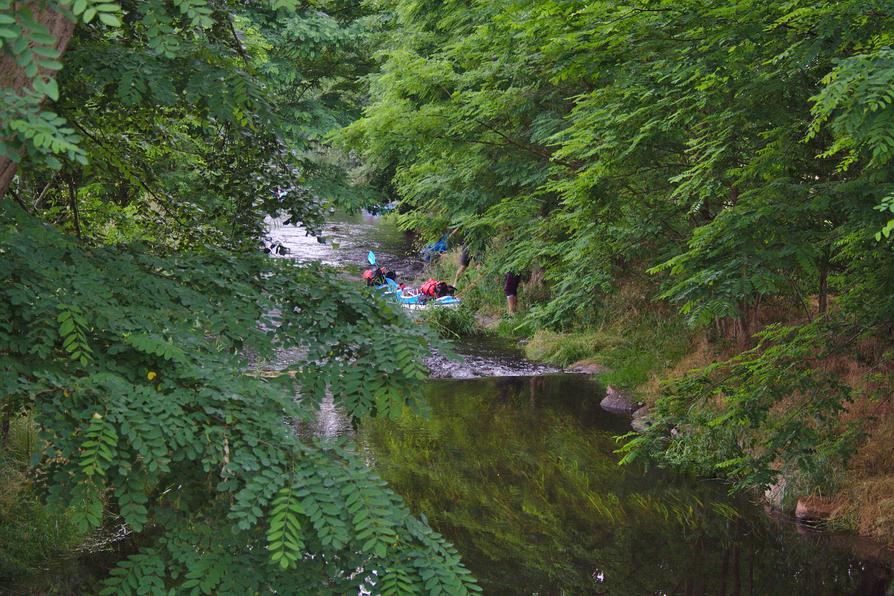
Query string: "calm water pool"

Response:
xmin=357 ymin=374 xmax=892 ymax=595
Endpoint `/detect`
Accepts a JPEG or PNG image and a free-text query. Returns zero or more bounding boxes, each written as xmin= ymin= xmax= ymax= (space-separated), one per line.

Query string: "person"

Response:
xmin=504 ymin=272 xmax=521 ymax=315
xmin=453 ymin=244 xmax=471 ymax=287
xmin=362 ymin=264 xmax=397 ymax=286
xmin=421 ymin=233 xmax=449 ymax=262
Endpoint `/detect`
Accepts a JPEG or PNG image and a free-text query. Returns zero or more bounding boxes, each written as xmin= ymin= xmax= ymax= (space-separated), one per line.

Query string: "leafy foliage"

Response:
xmin=2 ymin=0 xmax=479 ymax=591
xmin=421 ymin=306 xmax=479 ymax=339
xmin=620 ymin=322 xmax=871 ymax=494
xmin=345 ymin=0 xmax=894 ymax=331
xmin=0 ymin=415 xmax=86 ymax=588
xmin=7 ymin=0 xmax=389 ymax=244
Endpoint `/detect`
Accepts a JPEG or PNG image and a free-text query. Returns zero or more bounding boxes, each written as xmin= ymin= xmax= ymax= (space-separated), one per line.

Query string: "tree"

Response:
xmin=1 ymin=1 xmax=479 ymax=591
xmin=0 ymin=1 xmax=78 ymax=197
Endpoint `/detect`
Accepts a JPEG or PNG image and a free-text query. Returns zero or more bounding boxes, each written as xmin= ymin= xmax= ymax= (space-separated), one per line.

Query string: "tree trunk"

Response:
xmin=719 ymin=546 xmax=729 ymax=596
xmin=732 ymin=544 xmax=741 ymax=596
xmin=817 ymin=244 xmax=833 ymax=316
xmin=751 ymin=294 xmax=762 ymax=335
xmin=0 ymin=4 xmax=76 ymax=199
xmin=736 ymin=302 xmax=751 ymax=345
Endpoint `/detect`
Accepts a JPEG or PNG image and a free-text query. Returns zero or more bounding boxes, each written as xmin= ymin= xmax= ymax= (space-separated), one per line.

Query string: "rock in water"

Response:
xmin=600 ymin=385 xmax=639 ymax=415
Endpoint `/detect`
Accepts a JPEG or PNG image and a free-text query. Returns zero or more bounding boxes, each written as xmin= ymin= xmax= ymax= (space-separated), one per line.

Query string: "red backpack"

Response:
xmin=419 ymin=278 xmax=439 ymax=297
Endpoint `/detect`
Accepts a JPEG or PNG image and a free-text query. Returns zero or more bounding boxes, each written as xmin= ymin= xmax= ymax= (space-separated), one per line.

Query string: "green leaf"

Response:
xmin=44 ymin=78 xmax=59 ymax=101
xmin=98 ymin=12 xmax=120 ymax=27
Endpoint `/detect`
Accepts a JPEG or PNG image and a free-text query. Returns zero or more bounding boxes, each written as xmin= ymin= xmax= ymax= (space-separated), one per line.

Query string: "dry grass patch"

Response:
xmin=637 ymin=334 xmax=719 ymax=405
xmin=835 ymin=476 xmax=894 ymax=547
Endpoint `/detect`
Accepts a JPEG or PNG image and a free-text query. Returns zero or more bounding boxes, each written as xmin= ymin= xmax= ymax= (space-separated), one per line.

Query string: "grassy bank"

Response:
xmin=837 ymin=411 xmax=894 ymax=546
xmin=522 ymin=314 xmax=693 ymax=390
xmin=427 ymin=249 xmax=695 ymax=390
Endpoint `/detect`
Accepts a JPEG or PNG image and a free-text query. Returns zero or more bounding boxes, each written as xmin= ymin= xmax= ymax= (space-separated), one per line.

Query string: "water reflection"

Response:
xmin=360 ymin=376 xmax=893 ymax=595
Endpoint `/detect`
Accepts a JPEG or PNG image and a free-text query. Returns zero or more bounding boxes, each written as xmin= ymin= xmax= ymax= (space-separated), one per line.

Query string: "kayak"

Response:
xmin=366 ymin=251 xmax=461 ymax=310
xmin=378 ymin=278 xmax=461 ymax=310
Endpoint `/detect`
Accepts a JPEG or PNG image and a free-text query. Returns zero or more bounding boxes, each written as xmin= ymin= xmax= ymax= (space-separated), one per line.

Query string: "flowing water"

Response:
xmin=265 ymin=211 xmax=424 ymax=279
xmin=275 ymin=212 xmax=894 ymax=595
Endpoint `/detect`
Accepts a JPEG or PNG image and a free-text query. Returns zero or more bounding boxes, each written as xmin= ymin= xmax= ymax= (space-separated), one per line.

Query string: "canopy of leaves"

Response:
xmin=344 ymin=0 xmax=894 ymax=329
xmin=1 ymin=201 xmax=477 ymax=592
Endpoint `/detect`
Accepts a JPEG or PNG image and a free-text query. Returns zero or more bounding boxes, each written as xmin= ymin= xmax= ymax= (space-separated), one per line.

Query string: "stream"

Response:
xmin=269 ymin=212 xmax=894 ymax=595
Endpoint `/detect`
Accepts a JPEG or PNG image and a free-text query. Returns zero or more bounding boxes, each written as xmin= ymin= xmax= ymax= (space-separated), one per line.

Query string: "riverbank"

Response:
xmin=428 ymin=247 xmax=894 ymax=551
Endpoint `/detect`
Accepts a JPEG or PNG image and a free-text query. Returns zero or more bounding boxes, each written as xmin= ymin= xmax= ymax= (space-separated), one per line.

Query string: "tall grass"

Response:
xmin=524 ymin=329 xmax=622 ymax=367
xmin=421 ymin=305 xmax=480 ymax=339
xmin=517 ymin=279 xmax=693 ymax=389
xmin=522 ymin=314 xmax=691 ymax=389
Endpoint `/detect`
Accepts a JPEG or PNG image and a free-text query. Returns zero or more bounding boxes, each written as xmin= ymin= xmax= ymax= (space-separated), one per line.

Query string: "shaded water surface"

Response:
xmin=275 ymin=212 xmax=894 ymax=595
xmin=361 ymin=375 xmax=893 ymax=595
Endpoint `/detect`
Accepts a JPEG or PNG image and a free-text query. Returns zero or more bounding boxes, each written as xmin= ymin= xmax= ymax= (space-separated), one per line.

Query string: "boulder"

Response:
xmin=795 ymin=496 xmax=837 ymax=522
xmin=600 ymin=385 xmax=639 ymax=415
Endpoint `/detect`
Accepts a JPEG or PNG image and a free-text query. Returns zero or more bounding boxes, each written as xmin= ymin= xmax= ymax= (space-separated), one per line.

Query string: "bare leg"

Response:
xmin=453 ymin=264 xmax=467 ymax=287
xmin=507 ymin=295 xmax=517 ymax=315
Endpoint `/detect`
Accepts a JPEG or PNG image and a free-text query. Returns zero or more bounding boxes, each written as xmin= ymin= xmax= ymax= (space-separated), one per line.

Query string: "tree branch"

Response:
xmin=33 ymin=173 xmax=60 ymax=210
